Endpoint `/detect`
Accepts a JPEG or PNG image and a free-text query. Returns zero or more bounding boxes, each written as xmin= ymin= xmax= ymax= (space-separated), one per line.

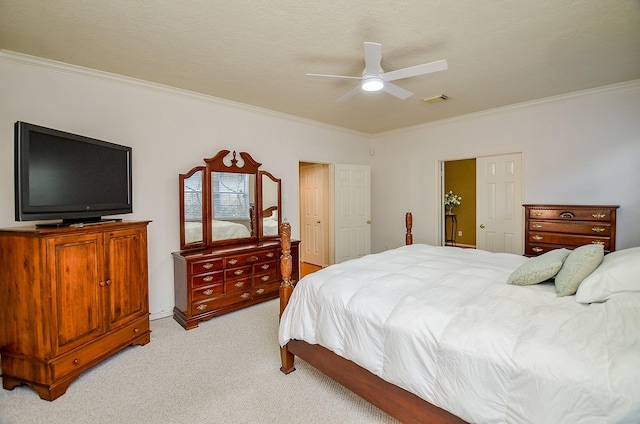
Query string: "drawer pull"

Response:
xmin=249 ymin=256 xmax=259 ymax=262
xmin=592 ymin=213 xmax=606 ymax=219
xmin=266 ymin=252 xmax=275 ymax=258
xmin=532 ymin=212 xmax=543 ymax=216
xmin=532 ymin=235 xmax=544 ymax=241
xmin=202 ymin=263 xmax=214 ymax=270
xmin=256 ymin=288 xmax=265 ymax=295
xmin=196 ymin=304 xmax=208 ymax=311
xmin=234 ymin=270 xmax=244 ymax=276
xmin=532 ymin=224 xmax=542 ymax=229
xmin=261 ymin=264 xmax=270 ymax=270
xmin=134 ymin=327 xmax=140 ymax=333
xmin=261 ymin=275 xmax=270 ymax=282
xmin=203 ymin=289 xmax=214 ymax=296
xmin=234 ymin=281 xmax=245 ymax=288
xmin=228 ymin=259 xmax=238 ymax=265
xmin=591 ymin=240 xmax=605 ymax=245
xmin=592 ymin=227 xmax=605 ymax=233
xmin=559 ymin=212 xmax=575 ymax=219
xmin=73 ymin=358 xmax=80 ymax=365
xmin=202 ymin=276 xmax=214 ymax=282
xmin=241 ymin=293 xmax=250 ymax=299
xmin=532 ymin=247 xmax=544 ymax=253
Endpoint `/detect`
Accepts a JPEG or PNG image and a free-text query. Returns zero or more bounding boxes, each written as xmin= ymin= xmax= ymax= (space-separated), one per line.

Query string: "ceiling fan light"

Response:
xmin=361 ymin=77 xmax=384 ymax=92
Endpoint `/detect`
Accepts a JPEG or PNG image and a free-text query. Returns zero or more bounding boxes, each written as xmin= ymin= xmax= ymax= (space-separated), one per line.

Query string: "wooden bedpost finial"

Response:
xmin=405 ymin=212 xmax=413 ymax=245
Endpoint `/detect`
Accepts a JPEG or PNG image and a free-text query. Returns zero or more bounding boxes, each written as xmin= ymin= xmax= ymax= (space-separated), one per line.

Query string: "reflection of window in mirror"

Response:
xmin=213 ymin=172 xmax=250 ymax=220
xmin=184 ymin=172 xmax=203 ymax=221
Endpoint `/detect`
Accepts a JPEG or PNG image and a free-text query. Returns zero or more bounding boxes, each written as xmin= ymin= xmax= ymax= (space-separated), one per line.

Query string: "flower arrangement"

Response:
xmin=444 ymin=191 xmax=462 ymax=208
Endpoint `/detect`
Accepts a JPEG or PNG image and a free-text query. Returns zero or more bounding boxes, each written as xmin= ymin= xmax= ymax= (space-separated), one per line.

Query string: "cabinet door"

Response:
xmin=105 ymin=228 xmax=149 ymax=329
xmin=48 ymin=233 xmax=105 ymax=356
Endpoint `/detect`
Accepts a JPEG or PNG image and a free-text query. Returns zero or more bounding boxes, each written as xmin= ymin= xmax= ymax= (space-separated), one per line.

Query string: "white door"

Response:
xmin=300 ymin=164 xmax=326 ymax=267
xmin=334 ymin=164 xmax=371 ymax=263
xmin=476 ymin=153 xmax=523 ymax=254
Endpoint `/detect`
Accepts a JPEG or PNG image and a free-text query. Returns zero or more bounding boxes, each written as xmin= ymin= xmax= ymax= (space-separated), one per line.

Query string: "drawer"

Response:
xmin=528 ymin=208 xmax=613 ymax=221
xmin=254 ymin=269 xmax=278 ymax=285
xmin=528 ymin=232 xmax=610 ymax=249
xmin=225 ymin=249 xmax=279 ymax=267
xmin=253 ymin=260 xmax=277 ymax=273
xmin=191 ymin=258 xmax=223 ymax=275
xmin=52 ymin=316 xmax=150 ymax=380
xmin=527 ymin=244 xmax=568 ymax=256
xmin=192 ymin=291 xmax=252 ymax=314
xmin=253 ymin=281 xmax=279 ymax=298
xmin=528 ymin=221 xmax=611 ymax=236
xmin=192 ymin=271 xmax=224 ymax=287
xmin=192 ymin=283 xmax=223 ymax=301
xmin=224 ymin=265 xmax=252 ymax=280
xmin=224 ymin=277 xmax=251 ymax=293
xmin=258 ymin=249 xmax=279 ymax=262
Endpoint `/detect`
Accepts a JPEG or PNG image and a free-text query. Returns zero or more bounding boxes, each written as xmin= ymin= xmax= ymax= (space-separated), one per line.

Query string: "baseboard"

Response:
xmin=150 ymin=310 xmax=173 ymax=321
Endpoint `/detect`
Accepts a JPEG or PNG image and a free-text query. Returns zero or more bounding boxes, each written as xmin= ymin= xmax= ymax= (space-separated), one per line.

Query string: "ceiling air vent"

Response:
xmin=422 ymin=94 xmax=449 ymax=104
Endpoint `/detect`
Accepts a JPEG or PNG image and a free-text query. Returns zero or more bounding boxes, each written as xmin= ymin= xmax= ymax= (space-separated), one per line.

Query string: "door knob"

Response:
xmin=367 ymin=220 xmax=372 ymax=224
xmin=316 ymin=220 xmax=321 ymax=224
xmin=480 ymin=224 xmax=486 ymax=229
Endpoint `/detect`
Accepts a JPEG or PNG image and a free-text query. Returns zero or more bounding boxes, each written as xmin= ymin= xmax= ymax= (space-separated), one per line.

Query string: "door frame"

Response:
xmin=299 ymin=161 xmax=331 ymax=267
xmin=438 ymin=151 xmax=524 ymax=250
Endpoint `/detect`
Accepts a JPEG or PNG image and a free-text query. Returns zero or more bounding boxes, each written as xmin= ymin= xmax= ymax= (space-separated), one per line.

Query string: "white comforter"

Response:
xmin=279 ymin=244 xmax=640 ymax=423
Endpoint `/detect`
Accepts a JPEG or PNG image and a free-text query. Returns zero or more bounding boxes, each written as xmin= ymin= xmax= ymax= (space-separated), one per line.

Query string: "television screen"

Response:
xmin=15 ymin=122 xmax=133 ymax=225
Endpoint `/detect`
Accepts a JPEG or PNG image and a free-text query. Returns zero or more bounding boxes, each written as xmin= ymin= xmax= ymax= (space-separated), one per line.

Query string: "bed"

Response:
xmin=277 ymin=218 xmax=640 ymax=423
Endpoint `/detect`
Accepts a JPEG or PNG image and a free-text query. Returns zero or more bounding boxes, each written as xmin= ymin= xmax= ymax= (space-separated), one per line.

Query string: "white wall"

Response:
xmin=372 ymin=81 xmax=640 ymax=252
xmin=0 ymin=53 xmax=371 ymax=318
xmin=3 ymin=52 xmax=639 ymax=318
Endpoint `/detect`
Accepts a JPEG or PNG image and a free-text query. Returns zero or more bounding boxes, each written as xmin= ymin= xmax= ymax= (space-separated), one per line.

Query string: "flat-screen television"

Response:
xmin=14 ymin=121 xmax=133 ymax=226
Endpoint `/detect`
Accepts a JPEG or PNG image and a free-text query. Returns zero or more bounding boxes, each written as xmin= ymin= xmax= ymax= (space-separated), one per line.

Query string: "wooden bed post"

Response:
xmin=405 ymin=212 xmax=413 ymax=245
xmin=279 ymin=220 xmax=296 ymax=374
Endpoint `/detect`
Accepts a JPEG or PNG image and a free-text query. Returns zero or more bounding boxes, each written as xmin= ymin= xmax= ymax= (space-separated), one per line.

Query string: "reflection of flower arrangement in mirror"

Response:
xmin=444 ymin=191 xmax=462 ymax=209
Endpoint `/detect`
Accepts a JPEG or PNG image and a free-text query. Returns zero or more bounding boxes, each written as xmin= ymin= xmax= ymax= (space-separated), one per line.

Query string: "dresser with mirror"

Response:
xmin=172 ymin=150 xmax=299 ymax=329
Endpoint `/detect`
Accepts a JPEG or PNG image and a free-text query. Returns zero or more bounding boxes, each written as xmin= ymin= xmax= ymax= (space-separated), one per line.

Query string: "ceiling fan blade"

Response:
xmin=363 ymin=42 xmax=382 ymax=76
xmin=336 ymin=85 xmax=362 ymax=103
xmin=382 ymin=82 xmax=413 ymax=100
xmin=306 ymin=73 xmax=361 ymax=80
xmin=383 ymin=59 xmax=448 ymax=82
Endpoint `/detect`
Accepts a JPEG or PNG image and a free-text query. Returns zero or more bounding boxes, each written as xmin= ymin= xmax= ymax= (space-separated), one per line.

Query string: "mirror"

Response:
xmin=259 ymin=171 xmax=281 ymax=238
xmin=210 ymin=171 xmax=256 ymax=241
xmin=179 ymin=167 xmax=205 ymax=249
xmin=178 ymin=149 xmax=282 ymax=250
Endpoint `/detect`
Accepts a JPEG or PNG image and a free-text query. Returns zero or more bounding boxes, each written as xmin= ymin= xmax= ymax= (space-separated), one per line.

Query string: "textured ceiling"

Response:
xmin=1 ymin=0 xmax=639 ymax=134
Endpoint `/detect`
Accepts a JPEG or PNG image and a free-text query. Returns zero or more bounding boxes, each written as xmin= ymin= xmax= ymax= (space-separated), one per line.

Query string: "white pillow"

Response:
xmin=575 ymin=247 xmax=640 ymax=303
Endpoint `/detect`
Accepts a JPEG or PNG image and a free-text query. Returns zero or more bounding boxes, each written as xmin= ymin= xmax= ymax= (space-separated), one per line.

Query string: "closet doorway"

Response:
xmin=442 ymin=152 xmax=523 ymax=254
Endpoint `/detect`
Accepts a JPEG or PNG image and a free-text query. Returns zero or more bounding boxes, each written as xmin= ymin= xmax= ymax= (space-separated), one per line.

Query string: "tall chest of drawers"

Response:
xmin=524 ymin=204 xmax=619 ymax=257
xmin=172 ymin=240 xmax=299 ymax=329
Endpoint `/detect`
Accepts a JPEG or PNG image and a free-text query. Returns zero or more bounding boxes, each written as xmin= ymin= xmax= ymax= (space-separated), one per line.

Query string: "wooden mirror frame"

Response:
xmin=179 ymin=166 xmax=206 ymax=250
xmin=178 ymin=150 xmax=282 ymax=250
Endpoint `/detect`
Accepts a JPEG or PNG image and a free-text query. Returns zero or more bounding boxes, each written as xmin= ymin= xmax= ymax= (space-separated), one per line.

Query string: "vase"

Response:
xmin=445 ymin=205 xmax=454 ymax=215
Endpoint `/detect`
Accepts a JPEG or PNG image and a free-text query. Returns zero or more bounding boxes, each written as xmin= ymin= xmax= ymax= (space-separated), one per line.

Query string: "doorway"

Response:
xmin=299 ymin=162 xmax=330 ymax=269
xmin=442 ymin=152 xmax=523 ymax=254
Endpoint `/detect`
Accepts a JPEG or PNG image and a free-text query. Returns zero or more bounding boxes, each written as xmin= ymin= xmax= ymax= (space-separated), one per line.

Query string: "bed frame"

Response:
xmin=278 ymin=213 xmax=467 ymax=424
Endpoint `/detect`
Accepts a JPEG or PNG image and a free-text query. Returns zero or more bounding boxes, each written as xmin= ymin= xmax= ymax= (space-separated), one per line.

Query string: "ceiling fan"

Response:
xmin=306 ymin=42 xmax=448 ymax=102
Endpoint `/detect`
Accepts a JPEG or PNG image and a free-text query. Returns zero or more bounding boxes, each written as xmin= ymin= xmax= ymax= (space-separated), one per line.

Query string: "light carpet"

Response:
xmin=0 ymin=299 xmax=399 ymax=424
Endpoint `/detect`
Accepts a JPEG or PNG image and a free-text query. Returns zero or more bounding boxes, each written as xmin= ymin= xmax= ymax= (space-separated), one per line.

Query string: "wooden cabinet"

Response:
xmin=0 ymin=221 xmax=150 ymax=400
xmin=524 ymin=205 xmax=619 ymax=257
xmin=172 ymin=240 xmax=299 ymax=329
